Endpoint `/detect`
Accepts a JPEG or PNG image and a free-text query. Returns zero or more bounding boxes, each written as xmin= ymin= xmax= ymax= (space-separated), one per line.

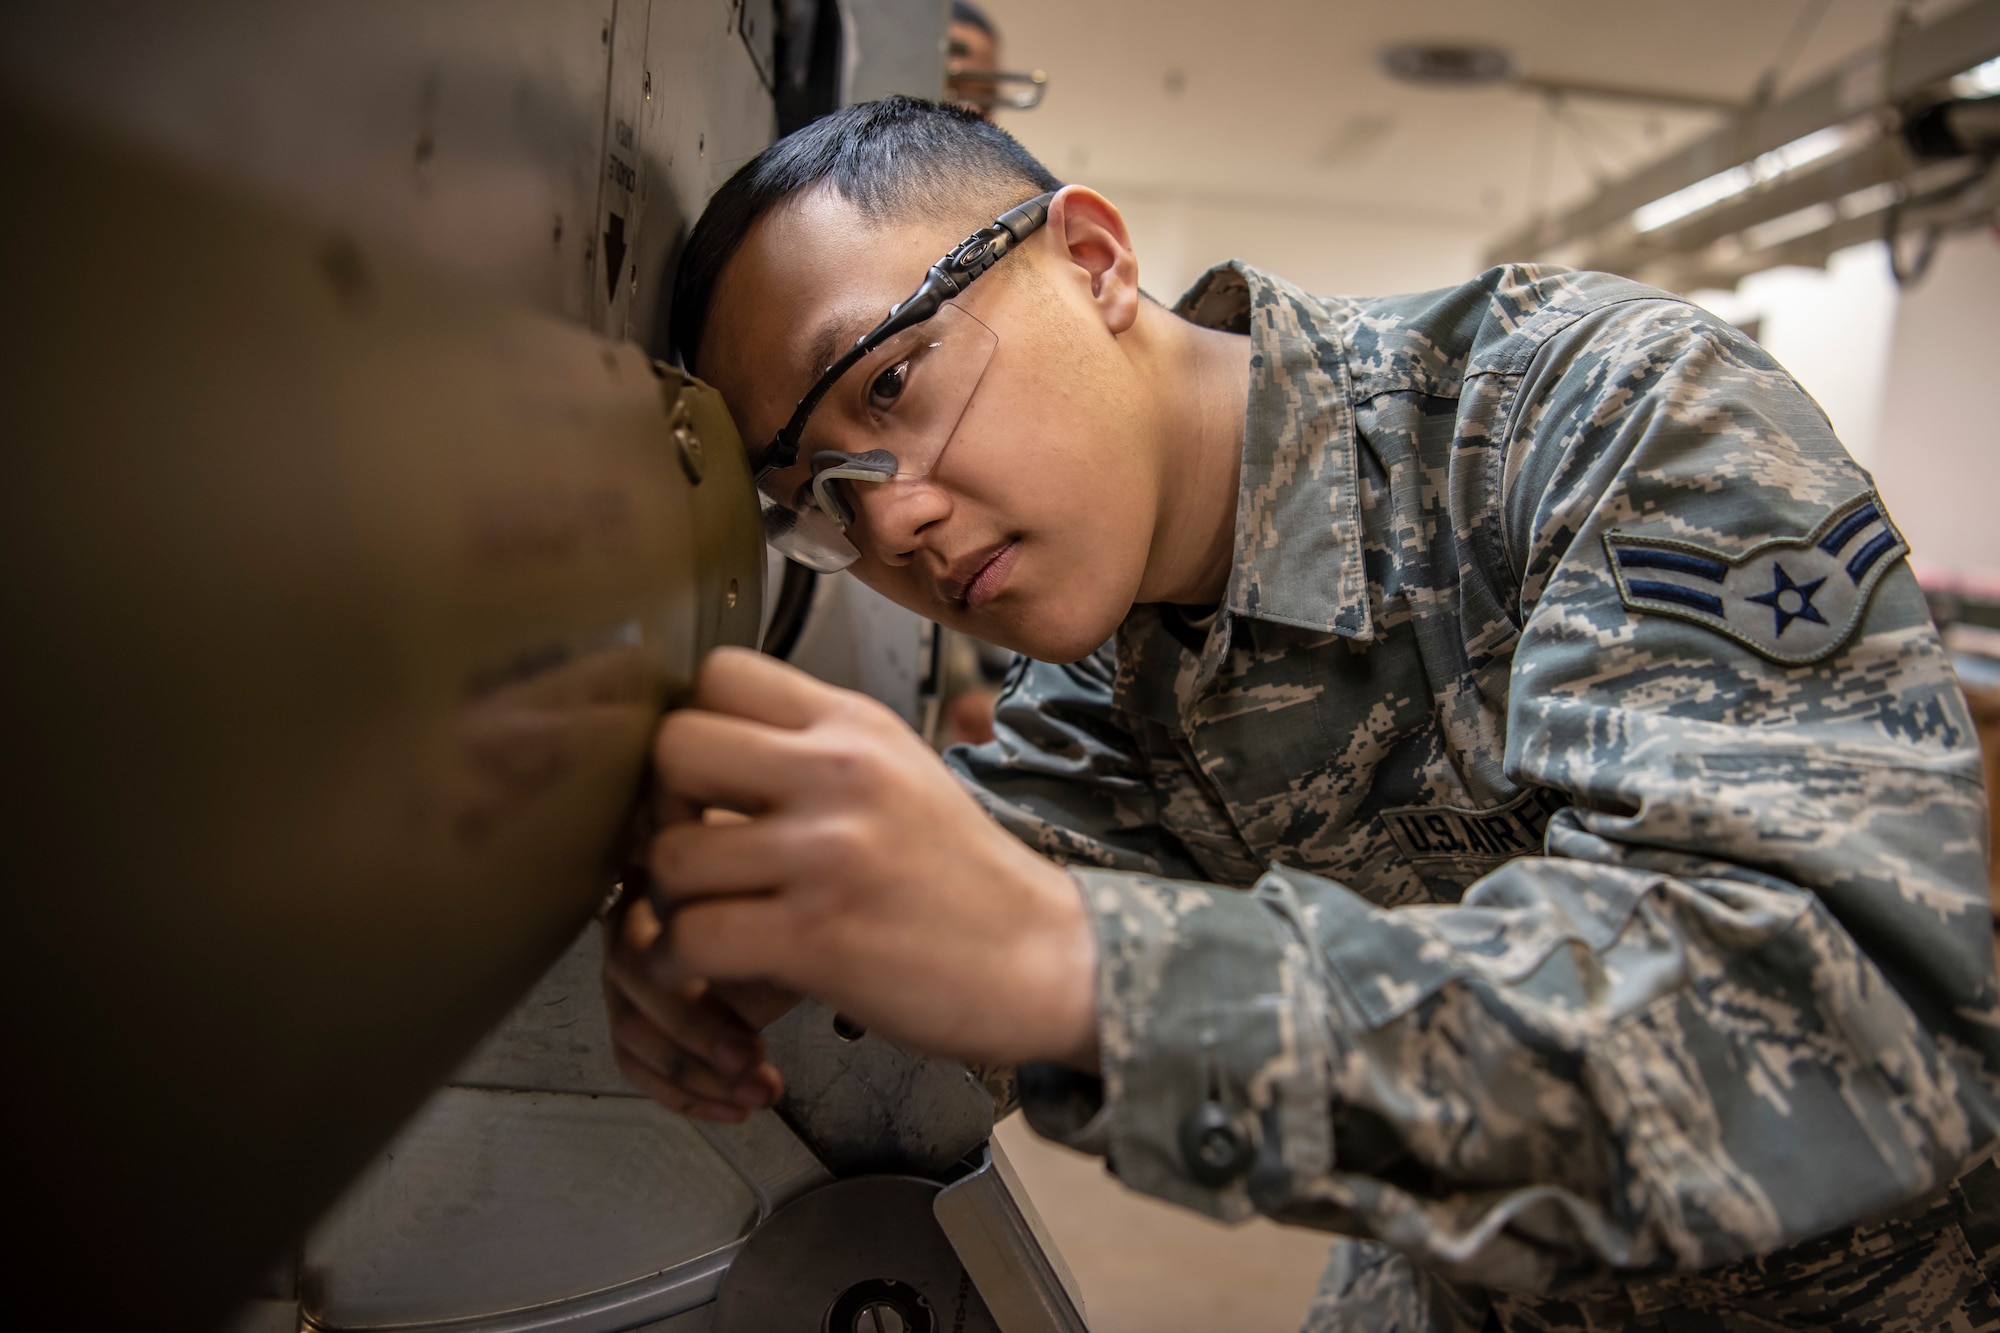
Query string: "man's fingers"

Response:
xmin=669 ymin=893 xmax=800 ymax=985
xmin=611 ymin=1047 xmax=753 ymax=1124
xmin=648 ymin=816 xmax=805 ymax=900
xmin=695 ymin=645 xmax=843 ymax=730
xmin=604 ymin=942 xmax=764 ymax=1074
xmin=653 ymin=708 xmax=810 ymax=813
xmin=605 ymin=991 xmax=776 ymax=1109
xmin=711 ymin=979 xmax=803 ymax=1031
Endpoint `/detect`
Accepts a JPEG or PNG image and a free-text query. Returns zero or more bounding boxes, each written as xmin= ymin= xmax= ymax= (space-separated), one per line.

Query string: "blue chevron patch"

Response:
xmin=1603 ymin=491 xmax=1907 ymax=665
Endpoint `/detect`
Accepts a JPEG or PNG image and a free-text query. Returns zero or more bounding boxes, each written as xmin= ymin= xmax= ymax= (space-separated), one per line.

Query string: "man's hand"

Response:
xmin=638 ymin=646 xmax=1099 ymax=1074
xmin=602 ymin=886 xmax=800 ymax=1122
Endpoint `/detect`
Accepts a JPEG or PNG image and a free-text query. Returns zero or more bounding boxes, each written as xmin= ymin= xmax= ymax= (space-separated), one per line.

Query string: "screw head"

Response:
xmin=674 ymin=423 xmax=704 ymax=484
xmin=853 ymin=1301 xmax=907 ymax=1333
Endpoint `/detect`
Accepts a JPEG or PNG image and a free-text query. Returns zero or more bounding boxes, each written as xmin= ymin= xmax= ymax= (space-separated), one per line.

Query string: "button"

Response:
xmin=1179 ymin=1101 xmax=1253 ymax=1187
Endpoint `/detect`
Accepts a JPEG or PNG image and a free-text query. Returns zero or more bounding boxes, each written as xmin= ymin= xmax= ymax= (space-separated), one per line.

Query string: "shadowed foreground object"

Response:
xmin=0 ymin=99 xmax=763 ymax=1331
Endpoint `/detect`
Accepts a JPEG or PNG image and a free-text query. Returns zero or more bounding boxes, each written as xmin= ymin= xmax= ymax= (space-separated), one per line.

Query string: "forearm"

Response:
xmin=1025 ymin=836 xmax=1995 ymax=1293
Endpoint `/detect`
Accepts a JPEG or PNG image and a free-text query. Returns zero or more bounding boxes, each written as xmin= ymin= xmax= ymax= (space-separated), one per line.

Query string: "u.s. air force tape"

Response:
xmin=1603 ymin=490 xmax=1908 ymax=666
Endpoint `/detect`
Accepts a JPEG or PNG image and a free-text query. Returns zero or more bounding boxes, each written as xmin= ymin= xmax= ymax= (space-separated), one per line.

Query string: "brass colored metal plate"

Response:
xmin=0 ymin=98 xmax=760 ymax=1331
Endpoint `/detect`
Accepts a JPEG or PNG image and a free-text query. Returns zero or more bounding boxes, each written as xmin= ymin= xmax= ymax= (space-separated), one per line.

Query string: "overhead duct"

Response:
xmin=1477 ymin=0 xmax=2000 ymax=289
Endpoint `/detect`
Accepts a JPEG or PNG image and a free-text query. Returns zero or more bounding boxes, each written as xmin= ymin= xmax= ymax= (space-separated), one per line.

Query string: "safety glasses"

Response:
xmin=752 ymin=190 xmax=1056 ymax=573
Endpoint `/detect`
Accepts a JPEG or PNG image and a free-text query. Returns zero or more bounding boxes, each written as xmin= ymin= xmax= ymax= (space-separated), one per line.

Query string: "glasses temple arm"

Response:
xmin=755 ymin=190 xmax=1057 ymax=477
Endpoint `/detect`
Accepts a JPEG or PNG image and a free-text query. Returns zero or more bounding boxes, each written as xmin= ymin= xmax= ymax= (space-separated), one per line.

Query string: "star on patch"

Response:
xmin=1601 ymin=490 xmax=1909 ymax=665
xmin=1745 ymin=560 xmax=1828 ymax=639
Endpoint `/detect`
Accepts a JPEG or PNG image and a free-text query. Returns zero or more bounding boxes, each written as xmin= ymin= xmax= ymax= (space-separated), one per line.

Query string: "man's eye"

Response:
xmin=867 ymin=360 xmax=910 ymax=412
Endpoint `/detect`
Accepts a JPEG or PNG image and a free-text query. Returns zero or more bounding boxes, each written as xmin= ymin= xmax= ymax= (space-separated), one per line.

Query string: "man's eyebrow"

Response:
xmin=804 ymin=322 xmax=850 ymax=384
xmin=800 ymin=304 xmax=881 ymax=388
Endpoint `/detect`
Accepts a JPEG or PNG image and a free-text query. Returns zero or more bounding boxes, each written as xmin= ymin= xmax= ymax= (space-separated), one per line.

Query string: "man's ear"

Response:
xmin=1045 ymin=186 xmax=1141 ymax=336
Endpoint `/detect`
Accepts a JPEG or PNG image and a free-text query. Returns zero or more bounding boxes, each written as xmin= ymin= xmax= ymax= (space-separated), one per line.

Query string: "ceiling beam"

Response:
xmin=1583 ymin=137 xmax=1905 ymax=271
xmin=1634 ymin=158 xmax=1999 ymax=290
xmin=1512 ymin=74 xmax=1746 ymax=115
xmin=1483 ymin=0 xmax=2000 ymax=266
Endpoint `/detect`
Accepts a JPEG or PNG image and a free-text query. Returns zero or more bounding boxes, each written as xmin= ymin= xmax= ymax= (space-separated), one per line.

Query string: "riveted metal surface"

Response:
xmin=764 ymin=1001 xmax=998 ymax=1179
xmin=0 ymin=96 xmax=762 ymax=1331
xmin=302 ymin=1090 xmax=759 ymax=1329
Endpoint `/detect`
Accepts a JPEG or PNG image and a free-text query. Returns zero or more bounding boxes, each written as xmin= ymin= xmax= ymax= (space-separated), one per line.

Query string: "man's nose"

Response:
xmin=850 ymin=477 xmax=950 ymax=565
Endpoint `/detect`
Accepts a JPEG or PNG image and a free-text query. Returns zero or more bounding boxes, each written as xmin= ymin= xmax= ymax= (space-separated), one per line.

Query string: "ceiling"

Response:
xmin=986 ymin=0 xmax=1971 ymax=243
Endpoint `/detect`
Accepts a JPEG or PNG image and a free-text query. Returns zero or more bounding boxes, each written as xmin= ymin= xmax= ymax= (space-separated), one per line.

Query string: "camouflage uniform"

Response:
xmin=947 ymin=263 xmax=2000 ymax=1329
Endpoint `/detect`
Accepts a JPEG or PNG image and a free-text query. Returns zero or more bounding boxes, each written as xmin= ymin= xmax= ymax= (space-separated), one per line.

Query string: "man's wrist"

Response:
xmin=1026 ymin=860 xmax=1101 ymax=1072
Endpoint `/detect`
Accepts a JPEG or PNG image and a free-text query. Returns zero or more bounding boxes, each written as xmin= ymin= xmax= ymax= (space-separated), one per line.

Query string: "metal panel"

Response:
xmin=839 ymin=0 xmax=949 ymax=104
xmin=595 ymin=0 xmax=655 ymax=339
xmin=302 ymin=1090 xmax=760 ymax=1329
xmin=0 ymin=0 xmax=620 ymax=324
xmin=763 ymin=1001 xmax=996 ymax=1177
xmin=451 ymin=926 xmax=632 ymax=1096
xmin=934 ymin=1141 xmax=1090 ymax=1333
xmin=0 ymin=95 xmax=763 ymax=1332
xmin=628 ymin=0 xmax=777 ymax=357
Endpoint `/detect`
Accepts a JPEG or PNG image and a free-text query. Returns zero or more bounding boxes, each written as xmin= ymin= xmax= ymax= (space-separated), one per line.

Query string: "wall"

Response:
xmin=1870 ymin=226 xmax=2000 ymax=578
xmin=1694 ymin=229 xmax=2000 ymax=578
xmin=1111 ymin=186 xmax=1487 ymax=303
xmin=1689 ymin=242 xmax=1901 ymax=468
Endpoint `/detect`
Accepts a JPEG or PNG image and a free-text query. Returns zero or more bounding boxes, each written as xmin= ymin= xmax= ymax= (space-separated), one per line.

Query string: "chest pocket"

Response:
xmin=1378 ymin=785 xmax=1569 ymax=899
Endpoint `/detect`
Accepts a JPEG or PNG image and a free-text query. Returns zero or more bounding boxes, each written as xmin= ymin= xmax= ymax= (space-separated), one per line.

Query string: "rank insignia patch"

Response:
xmin=1603 ymin=491 xmax=1907 ymax=665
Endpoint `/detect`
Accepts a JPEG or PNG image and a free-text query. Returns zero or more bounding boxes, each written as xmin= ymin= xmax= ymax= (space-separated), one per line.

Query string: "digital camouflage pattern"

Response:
xmin=948 ymin=262 xmax=2000 ymax=1329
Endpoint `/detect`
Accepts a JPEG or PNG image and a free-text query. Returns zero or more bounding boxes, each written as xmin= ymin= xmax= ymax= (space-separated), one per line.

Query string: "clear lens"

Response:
xmin=759 ymin=490 xmax=859 ymax=572
xmin=756 ymin=302 xmax=998 ymax=568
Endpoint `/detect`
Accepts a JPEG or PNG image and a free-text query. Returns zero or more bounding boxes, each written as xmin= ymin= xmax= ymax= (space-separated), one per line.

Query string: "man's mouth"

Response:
xmin=942 ymin=539 xmax=1019 ymax=609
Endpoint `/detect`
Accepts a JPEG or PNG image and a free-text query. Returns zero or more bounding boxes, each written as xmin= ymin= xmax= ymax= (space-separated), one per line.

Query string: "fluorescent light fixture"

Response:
xmin=1724 ymin=179 xmax=1905 ymax=260
xmin=1951 ymin=55 xmax=2000 ymax=99
xmin=1632 ymin=121 xmax=1869 ymax=233
xmin=1742 ymin=201 xmax=1838 ymax=252
xmin=1837 ymin=180 xmax=1903 ymax=218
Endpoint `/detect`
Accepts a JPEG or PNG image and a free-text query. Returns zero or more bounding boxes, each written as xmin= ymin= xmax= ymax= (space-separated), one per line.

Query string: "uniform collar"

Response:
xmin=1174 ymin=261 xmax=1374 ymax=644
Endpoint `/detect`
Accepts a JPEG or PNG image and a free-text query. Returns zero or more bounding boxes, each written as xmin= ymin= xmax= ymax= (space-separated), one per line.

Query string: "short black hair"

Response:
xmin=669 ymin=95 xmax=1061 ymax=373
xmin=950 ymin=1 xmax=997 ymax=38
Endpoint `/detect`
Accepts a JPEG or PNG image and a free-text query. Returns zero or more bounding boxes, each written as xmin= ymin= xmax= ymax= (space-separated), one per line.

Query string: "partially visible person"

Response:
xmin=945 ymin=1 xmax=1001 ymax=119
xmin=945 ymin=1 xmax=1045 ymax=121
xmin=604 ymin=99 xmax=2000 ymax=1331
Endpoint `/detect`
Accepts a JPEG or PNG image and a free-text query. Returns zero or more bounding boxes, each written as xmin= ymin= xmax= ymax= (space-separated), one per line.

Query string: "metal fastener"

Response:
xmin=1178 ymin=1101 xmax=1253 ymax=1186
xmin=675 ymin=421 xmax=704 ymax=484
xmin=666 ymin=397 xmax=705 ymax=484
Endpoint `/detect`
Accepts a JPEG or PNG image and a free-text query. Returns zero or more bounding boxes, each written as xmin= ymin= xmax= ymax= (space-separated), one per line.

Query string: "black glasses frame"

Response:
xmin=752 ymin=190 xmax=1057 ymax=481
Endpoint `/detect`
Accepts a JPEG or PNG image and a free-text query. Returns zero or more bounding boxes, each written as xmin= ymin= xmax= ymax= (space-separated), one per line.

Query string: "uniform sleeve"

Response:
xmin=945 ymin=644 xmax=1206 ymax=881
xmin=1045 ymin=301 xmax=1999 ymax=1292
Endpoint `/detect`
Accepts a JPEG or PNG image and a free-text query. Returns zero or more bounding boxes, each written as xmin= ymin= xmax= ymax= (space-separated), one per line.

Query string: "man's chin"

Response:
xmin=852 ymin=569 xmax=1124 ymax=663
xmin=973 ymin=603 xmax=1123 ymax=664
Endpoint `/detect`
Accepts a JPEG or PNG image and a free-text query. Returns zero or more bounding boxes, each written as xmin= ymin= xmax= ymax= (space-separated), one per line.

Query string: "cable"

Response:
xmin=761 ymin=559 xmax=819 ymax=659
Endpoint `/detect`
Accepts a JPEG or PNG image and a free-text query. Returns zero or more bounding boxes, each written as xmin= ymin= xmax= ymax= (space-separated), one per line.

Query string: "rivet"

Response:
xmin=725 ymin=579 xmax=739 ymax=609
xmin=674 ymin=422 xmax=704 ymax=485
